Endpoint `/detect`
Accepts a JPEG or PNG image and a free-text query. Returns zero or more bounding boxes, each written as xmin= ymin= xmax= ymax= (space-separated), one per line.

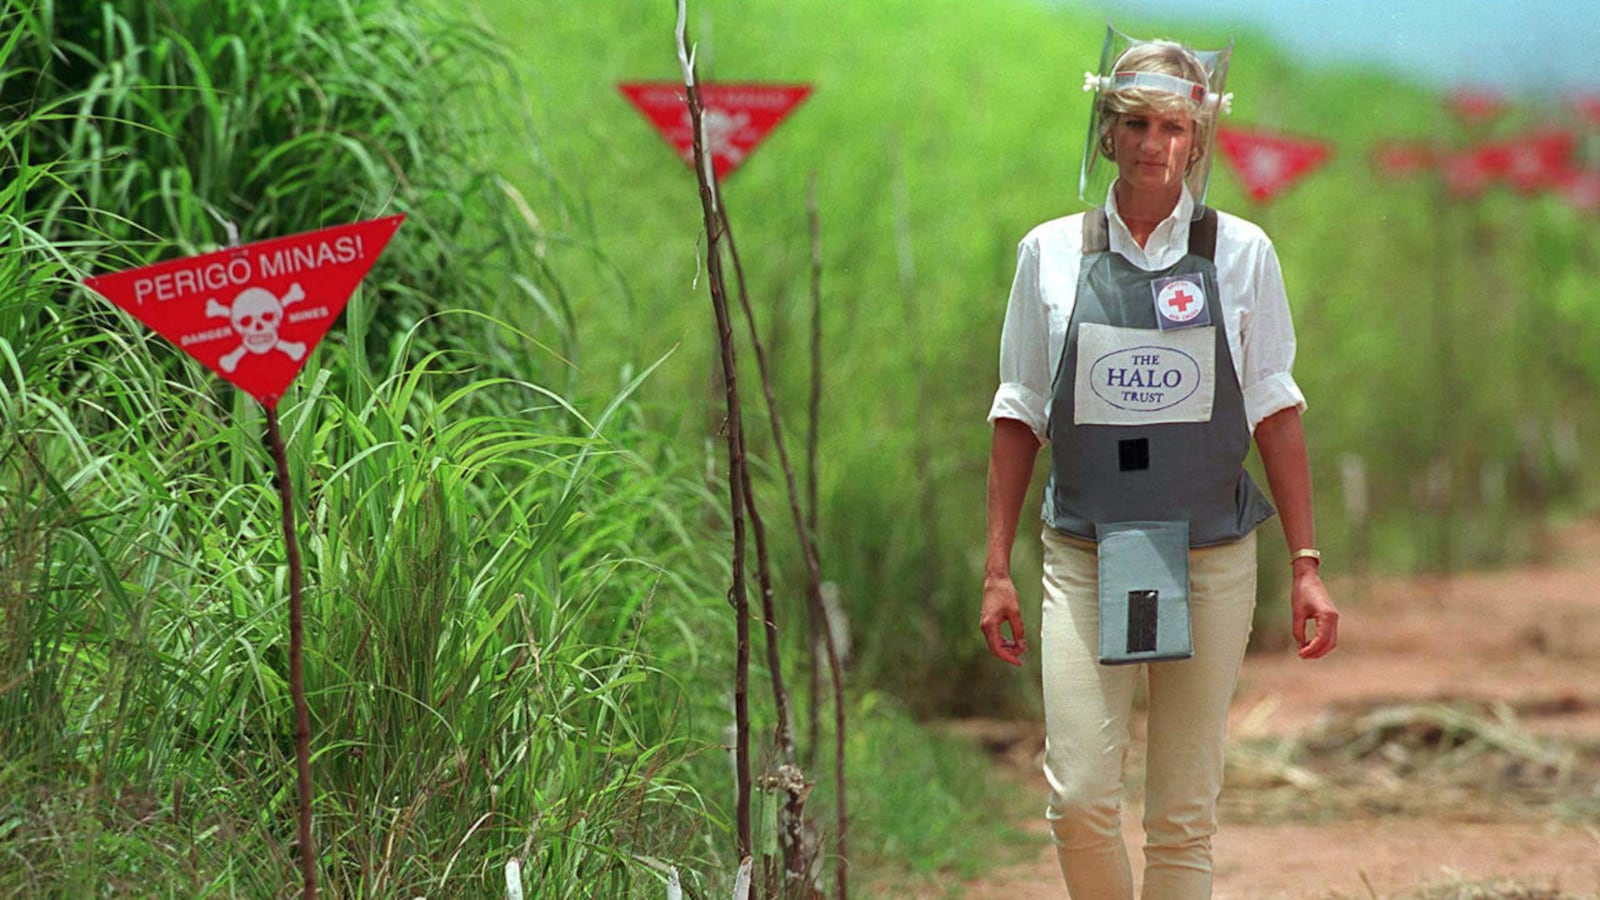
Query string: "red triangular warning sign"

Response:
xmin=1441 ymin=129 xmax=1577 ymax=197
xmin=1439 ymin=149 xmax=1494 ymax=199
xmin=1448 ymin=89 xmax=1507 ymax=127
xmin=1499 ymin=129 xmax=1577 ymax=194
xmin=1371 ymin=141 xmax=1437 ymax=179
xmin=619 ymin=82 xmax=812 ymax=180
xmin=84 ymin=214 xmax=405 ymax=408
xmin=1215 ymin=127 xmax=1332 ymax=203
xmin=1552 ymin=168 xmax=1600 ymax=215
xmin=1574 ymin=95 xmax=1600 ymax=130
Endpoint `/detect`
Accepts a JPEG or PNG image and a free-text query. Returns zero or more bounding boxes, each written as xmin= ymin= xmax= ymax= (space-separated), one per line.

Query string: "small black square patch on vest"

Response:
xmin=1119 ymin=438 xmax=1150 ymax=472
xmin=1127 ymin=590 xmax=1159 ymax=653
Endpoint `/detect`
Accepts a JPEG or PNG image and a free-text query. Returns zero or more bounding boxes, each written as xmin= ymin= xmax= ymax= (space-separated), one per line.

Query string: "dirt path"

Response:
xmin=934 ymin=518 xmax=1600 ymax=899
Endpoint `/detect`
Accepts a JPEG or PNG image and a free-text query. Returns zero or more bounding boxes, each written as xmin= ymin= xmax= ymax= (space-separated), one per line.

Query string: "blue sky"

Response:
xmin=1086 ymin=0 xmax=1600 ymax=94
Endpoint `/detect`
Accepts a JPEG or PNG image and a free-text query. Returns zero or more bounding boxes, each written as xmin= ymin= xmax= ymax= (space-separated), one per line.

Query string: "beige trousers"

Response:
xmin=1039 ymin=527 xmax=1257 ymax=900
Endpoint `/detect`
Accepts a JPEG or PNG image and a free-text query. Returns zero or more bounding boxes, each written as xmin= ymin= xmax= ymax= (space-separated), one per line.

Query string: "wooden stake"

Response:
xmin=266 ymin=405 xmax=316 ymax=899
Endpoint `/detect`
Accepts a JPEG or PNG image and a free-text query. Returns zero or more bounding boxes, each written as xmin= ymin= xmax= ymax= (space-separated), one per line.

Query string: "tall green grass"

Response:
xmin=0 ymin=0 xmax=733 ymax=894
xmin=3 ymin=292 xmax=729 ymax=893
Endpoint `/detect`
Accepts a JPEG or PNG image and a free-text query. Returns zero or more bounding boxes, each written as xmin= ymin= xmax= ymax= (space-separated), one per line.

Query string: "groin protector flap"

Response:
xmin=1096 ymin=520 xmax=1193 ymax=665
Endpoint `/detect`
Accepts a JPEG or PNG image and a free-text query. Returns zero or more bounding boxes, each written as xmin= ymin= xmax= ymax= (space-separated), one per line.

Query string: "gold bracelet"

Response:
xmin=1290 ymin=548 xmax=1322 ymax=564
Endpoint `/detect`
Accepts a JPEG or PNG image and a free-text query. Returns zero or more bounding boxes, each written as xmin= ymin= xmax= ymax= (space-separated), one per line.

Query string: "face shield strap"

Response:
xmin=1082 ymin=71 xmax=1234 ymax=116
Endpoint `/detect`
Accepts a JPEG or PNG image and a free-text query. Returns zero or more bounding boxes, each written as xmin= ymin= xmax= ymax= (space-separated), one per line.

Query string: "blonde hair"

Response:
xmin=1095 ymin=41 xmax=1214 ymax=169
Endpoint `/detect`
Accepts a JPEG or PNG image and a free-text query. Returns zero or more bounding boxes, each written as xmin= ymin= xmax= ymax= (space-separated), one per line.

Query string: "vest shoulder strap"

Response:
xmin=1187 ymin=206 xmax=1218 ymax=262
xmin=1082 ymin=209 xmax=1109 ymax=255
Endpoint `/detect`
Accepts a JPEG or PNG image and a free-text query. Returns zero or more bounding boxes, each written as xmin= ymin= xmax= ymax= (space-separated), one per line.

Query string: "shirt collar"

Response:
xmin=1104 ymin=184 xmax=1195 ymax=270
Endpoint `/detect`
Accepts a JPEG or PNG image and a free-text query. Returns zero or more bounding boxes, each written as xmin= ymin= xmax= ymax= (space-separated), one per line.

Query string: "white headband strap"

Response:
xmin=1083 ymin=70 xmax=1233 ymax=115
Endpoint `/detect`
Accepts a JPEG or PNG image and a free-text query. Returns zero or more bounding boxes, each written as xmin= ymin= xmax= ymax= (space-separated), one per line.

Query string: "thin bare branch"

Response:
xmin=720 ymin=196 xmax=847 ymax=900
xmin=890 ymin=137 xmax=939 ymax=607
xmin=806 ymin=170 xmax=823 ymax=554
xmin=676 ymin=0 xmax=751 ymax=860
xmin=805 ymin=170 xmax=825 ymax=774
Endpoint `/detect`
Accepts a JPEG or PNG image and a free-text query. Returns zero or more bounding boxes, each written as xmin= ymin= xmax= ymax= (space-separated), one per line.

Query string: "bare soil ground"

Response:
xmin=927 ymin=518 xmax=1600 ymax=899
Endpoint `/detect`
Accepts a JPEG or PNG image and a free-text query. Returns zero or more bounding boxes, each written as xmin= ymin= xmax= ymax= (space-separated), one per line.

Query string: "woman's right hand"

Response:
xmin=980 ymin=575 xmax=1028 ymax=666
xmin=982 ymin=418 xmax=1040 ymax=669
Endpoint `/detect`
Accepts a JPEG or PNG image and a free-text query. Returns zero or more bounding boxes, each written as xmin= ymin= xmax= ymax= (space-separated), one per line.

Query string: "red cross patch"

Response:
xmin=1151 ymin=274 xmax=1210 ymax=330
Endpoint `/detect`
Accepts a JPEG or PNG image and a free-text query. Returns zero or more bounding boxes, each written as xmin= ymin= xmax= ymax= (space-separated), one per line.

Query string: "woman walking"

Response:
xmin=979 ymin=31 xmax=1340 ymax=899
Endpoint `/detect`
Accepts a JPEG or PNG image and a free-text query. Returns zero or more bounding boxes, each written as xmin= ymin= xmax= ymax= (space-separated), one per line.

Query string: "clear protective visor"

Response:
xmin=1078 ymin=26 xmax=1234 ymax=220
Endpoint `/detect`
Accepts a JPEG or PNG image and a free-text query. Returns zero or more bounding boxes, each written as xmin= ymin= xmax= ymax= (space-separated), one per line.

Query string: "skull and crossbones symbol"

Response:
xmin=206 ymin=283 xmax=307 ymax=372
xmin=683 ymin=108 xmax=751 ymax=166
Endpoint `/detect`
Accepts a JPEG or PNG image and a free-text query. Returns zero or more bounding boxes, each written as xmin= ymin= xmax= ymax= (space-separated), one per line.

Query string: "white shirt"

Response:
xmin=987 ymin=187 xmax=1306 ymax=441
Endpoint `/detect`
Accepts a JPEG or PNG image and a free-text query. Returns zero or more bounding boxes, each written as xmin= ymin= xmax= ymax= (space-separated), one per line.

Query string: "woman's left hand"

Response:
xmin=1291 ymin=566 xmax=1339 ymax=659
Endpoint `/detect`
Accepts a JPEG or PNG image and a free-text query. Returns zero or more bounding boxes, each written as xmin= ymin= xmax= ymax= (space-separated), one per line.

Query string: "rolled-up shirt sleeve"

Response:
xmin=988 ymin=239 xmax=1052 ymax=442
xmin=1239 ymin=237 xmax=1307 ymax=431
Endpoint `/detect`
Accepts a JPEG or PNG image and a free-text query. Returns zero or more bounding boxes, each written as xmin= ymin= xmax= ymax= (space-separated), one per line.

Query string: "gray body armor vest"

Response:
xmin=1044 ymin=207 xmax=1275 ymax=547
